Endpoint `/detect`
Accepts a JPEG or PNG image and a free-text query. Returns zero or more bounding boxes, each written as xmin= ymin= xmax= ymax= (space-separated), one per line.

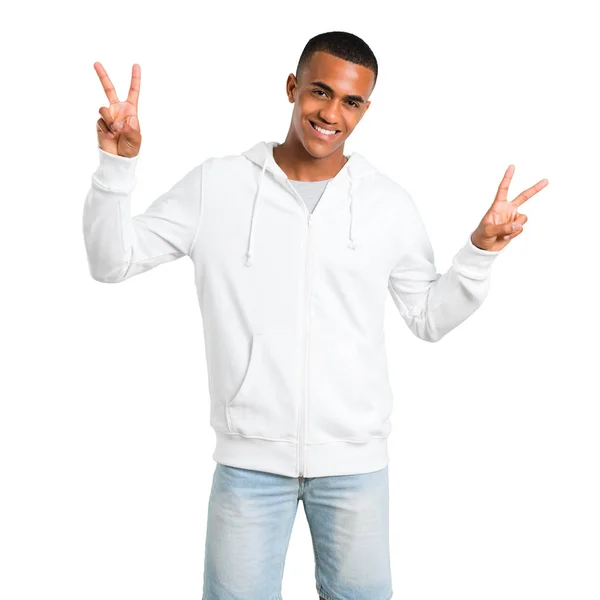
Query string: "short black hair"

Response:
xmin=296 ymin=31 xmax=378 ymax=90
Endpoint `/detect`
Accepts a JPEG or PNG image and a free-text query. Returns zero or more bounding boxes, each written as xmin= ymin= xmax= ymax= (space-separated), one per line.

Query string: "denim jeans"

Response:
xmin=202 ymin=462 xmax=393 ymax=600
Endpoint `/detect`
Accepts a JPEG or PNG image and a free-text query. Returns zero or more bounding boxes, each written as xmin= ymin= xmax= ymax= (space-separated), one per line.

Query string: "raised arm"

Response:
xmin=83 ymin=63 xmax=203 ymax=283
xmin=388 ymin=166 xmax=548 ymax=342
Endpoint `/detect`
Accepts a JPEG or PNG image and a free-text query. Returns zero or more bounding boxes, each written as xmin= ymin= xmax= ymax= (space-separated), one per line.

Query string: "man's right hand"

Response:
xmin=94 ymin=62 xmax=142 ymax=158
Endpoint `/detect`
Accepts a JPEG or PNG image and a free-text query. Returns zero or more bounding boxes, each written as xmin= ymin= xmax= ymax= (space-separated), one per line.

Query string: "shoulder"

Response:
xmin=200 ymin=153 xmax=252 ymax=175
xmin=359 ymin=169 xmax=419 ymax=216
xmin=194 ymin=155 xmax=262 ymax=195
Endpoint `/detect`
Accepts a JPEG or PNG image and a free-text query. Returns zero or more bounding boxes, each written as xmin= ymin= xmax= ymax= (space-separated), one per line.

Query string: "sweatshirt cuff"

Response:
xmin=93 ymin=146 xmax=139 ymax=192
xmin=451 ymin=234 xmax=506 ymax=280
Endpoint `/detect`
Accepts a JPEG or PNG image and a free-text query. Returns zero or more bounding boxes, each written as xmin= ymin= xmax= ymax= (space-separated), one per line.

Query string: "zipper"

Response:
xmin=300 ymin=211 xmax=313 ymax=478
xmin=284 ymin=180 xmax=313 ymax=479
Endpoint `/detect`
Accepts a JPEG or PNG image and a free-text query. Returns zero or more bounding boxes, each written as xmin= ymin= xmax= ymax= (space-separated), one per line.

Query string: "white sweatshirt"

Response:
xmin=83 ymin=140 xmax=505 ymax=478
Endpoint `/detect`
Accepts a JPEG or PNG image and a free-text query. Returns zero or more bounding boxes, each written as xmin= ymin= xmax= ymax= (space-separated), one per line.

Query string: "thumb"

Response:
xmin=115 ymin=121 xmax=141 ymax=157
xmin=486 ymin=221 xmax=522 ymax=238
xmin=113 ymin=120 xmax=132 ymax=135
xmin=115 ymin=121 xmax=141 ymax=144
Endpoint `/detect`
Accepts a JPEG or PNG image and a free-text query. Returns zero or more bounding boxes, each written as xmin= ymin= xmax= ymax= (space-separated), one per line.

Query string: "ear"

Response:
xmin=286 ymin=73 xmax=297 ymax=103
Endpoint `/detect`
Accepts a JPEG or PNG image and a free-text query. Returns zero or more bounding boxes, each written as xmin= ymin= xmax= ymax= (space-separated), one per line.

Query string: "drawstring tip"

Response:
xmin=244 ymin=253 xmax=253 ymax=267
xmin=348 ymin=240 xmax=357 ymax=250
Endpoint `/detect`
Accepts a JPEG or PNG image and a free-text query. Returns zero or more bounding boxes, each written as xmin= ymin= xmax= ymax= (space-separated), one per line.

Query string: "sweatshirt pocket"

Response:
xmin=225 ymin=331 xmax=300 ymax=441
xmin=307 ymin=332 xmax=393 ymax=443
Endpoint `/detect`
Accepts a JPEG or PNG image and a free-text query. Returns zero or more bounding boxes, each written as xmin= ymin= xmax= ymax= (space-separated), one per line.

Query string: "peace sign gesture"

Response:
xmin=94 ymin=62 xmax=142 ymax=158
xmin=470 ymin=165 xmax=548 ymax=252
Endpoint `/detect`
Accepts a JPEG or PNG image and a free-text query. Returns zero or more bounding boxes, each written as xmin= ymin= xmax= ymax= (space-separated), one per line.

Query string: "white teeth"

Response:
xmin=313 ymin=123 xmax=337 ymax=135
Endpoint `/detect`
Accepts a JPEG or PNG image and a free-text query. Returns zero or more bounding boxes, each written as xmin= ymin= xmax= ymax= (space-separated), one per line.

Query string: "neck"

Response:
xmin=273 ymin=132 xmax=348 ymax=182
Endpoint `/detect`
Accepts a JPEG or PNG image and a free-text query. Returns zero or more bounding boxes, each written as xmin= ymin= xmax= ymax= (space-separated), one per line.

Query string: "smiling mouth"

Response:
xmin=309 ymin=120 xmax=341 ymax=137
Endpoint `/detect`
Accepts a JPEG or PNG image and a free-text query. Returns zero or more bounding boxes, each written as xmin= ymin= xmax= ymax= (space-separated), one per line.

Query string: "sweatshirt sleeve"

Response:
xmin=83 ymin=147 xmax=203 ymax=283
xmin=387 ymin=189 xmax=506 ymax=343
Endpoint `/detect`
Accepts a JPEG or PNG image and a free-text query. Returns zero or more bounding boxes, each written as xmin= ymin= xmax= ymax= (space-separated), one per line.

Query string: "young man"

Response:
xmin=84 ymin=31 xmax=547 ymax=600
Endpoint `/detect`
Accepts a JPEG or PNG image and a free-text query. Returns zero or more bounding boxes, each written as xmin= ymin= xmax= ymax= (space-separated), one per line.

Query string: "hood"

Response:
xmin=240 ymin=140 xmax=378 ymax=267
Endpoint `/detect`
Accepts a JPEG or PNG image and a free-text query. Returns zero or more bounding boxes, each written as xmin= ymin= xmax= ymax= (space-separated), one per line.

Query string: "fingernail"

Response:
xmin=109 ymin=122 xmax=115 ymax=131
xmin=512 ymin=222 xmax=521 ymax=231
xmin=107 ymin=131 xmax=114 ymax=138
xmin=114 ymin=121 xmax=123 ymax=131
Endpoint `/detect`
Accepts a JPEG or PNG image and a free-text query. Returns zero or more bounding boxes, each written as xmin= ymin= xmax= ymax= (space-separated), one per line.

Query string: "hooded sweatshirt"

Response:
xmin=83 ymin=140 xmax=505 ymax=478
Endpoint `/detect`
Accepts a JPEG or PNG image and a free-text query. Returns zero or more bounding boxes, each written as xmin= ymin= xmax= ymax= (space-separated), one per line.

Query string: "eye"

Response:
xmin=347 ymin=101 xmax=359 ymax=108
xmin=313 ymin=89 xmax=326 ymax=97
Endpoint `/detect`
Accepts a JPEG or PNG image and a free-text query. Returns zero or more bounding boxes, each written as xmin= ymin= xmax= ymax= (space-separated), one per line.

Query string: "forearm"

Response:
xmin=388 ymin=235 xmax=504 ymax=342
xmin=82 ymin=148 xmax=202 ymax=283
xmin=83 ymin=149 xmax=138 ymax=282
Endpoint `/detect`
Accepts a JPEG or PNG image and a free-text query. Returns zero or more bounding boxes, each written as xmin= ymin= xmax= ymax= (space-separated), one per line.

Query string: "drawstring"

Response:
xmin=244 ymin=158 xmax=268 ymax=267
xmin=244 ymin=155 xmax=357 ymax=267
xmin=347 ymin=168 xmax=357 ymax=250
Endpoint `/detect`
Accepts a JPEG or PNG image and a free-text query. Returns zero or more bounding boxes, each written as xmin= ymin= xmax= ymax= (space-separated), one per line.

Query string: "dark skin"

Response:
xmin=93 ymin=54 xmax=547 ymax=250
xmin=272 ymin=50 xmax=548 ymax=250
xmin=91 ymin=56 xmax=548 ymax=600
xmin=273 ymin=51 xmax=374 ymax=182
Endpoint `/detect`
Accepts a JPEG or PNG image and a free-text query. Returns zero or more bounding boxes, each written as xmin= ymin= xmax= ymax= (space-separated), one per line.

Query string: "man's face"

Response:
xmin=286 ymin=51 xmax=374 ymax=157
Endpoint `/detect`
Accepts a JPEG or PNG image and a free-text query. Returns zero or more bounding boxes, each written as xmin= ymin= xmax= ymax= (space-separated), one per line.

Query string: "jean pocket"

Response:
xmin=225 ymin=331 xmax=300 ymax=440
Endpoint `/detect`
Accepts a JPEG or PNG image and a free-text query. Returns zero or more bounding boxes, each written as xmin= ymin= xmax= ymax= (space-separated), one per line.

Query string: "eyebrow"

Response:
xmin=309 ymin=81 xmax=365 ymax=104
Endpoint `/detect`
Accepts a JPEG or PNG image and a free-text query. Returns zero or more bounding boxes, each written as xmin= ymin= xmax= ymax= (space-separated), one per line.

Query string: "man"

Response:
xmin=84 ymin=31 xmax=547 ymax=600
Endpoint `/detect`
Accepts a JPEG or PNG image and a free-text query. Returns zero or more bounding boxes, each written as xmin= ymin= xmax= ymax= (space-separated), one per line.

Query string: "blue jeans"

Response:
xmin=202 ymin=462 xmax=393 ymax=600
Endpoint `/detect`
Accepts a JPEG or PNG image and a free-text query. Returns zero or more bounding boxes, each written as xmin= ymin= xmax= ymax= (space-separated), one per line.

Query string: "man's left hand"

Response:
xmin=471 ymin=165 xmax=548 ymax=252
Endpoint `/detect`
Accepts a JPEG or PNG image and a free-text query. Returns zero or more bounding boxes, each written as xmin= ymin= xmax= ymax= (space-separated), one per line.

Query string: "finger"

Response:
xmin=501 ymin=214 xmax=528 ymax=239
xmin=127 ymin=64 xmax=141 ymax=108
xmin=99 ymin=106 xmax=117 ymax=132
xmin=516 ymin=213 xmax=528 ymax=226
xmin=486 ymin=221 xmax=523 ymax=239
xmin=96 ymin=117 xmax=114 ymax=138
xmin=129 ymin=114 xmax=141 ymax=133
xmin=117 ymin=122 xmax=142 ymax=154
xmin=494 ymin=164 xmax=515 ymax=205
xmin=511 ymin=178 xmax=548 ymax=208
xmin=121 ymin=121 xmax=141 ymax=140
xmin=111 ymin=120 xmax=141 ymax=143
xmin=503 ymin=228 xmax=524 ymax=241
xmin=93 ymin=62 xmax=119 ymax=105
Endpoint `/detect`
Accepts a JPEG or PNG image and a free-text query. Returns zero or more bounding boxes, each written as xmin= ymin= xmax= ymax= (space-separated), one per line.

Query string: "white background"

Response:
xmin=1 ymin=0 xmax=598 ymax=598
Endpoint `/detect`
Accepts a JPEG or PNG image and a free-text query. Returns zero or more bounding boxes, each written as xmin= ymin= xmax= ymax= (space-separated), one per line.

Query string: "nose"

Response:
xmin=319 ymin=99 xmax=342 ymax=126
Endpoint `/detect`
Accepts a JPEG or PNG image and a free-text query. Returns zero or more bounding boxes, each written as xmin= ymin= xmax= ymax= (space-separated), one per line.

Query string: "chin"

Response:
xmin=302 ymin=137 xmax=340 ymax=157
